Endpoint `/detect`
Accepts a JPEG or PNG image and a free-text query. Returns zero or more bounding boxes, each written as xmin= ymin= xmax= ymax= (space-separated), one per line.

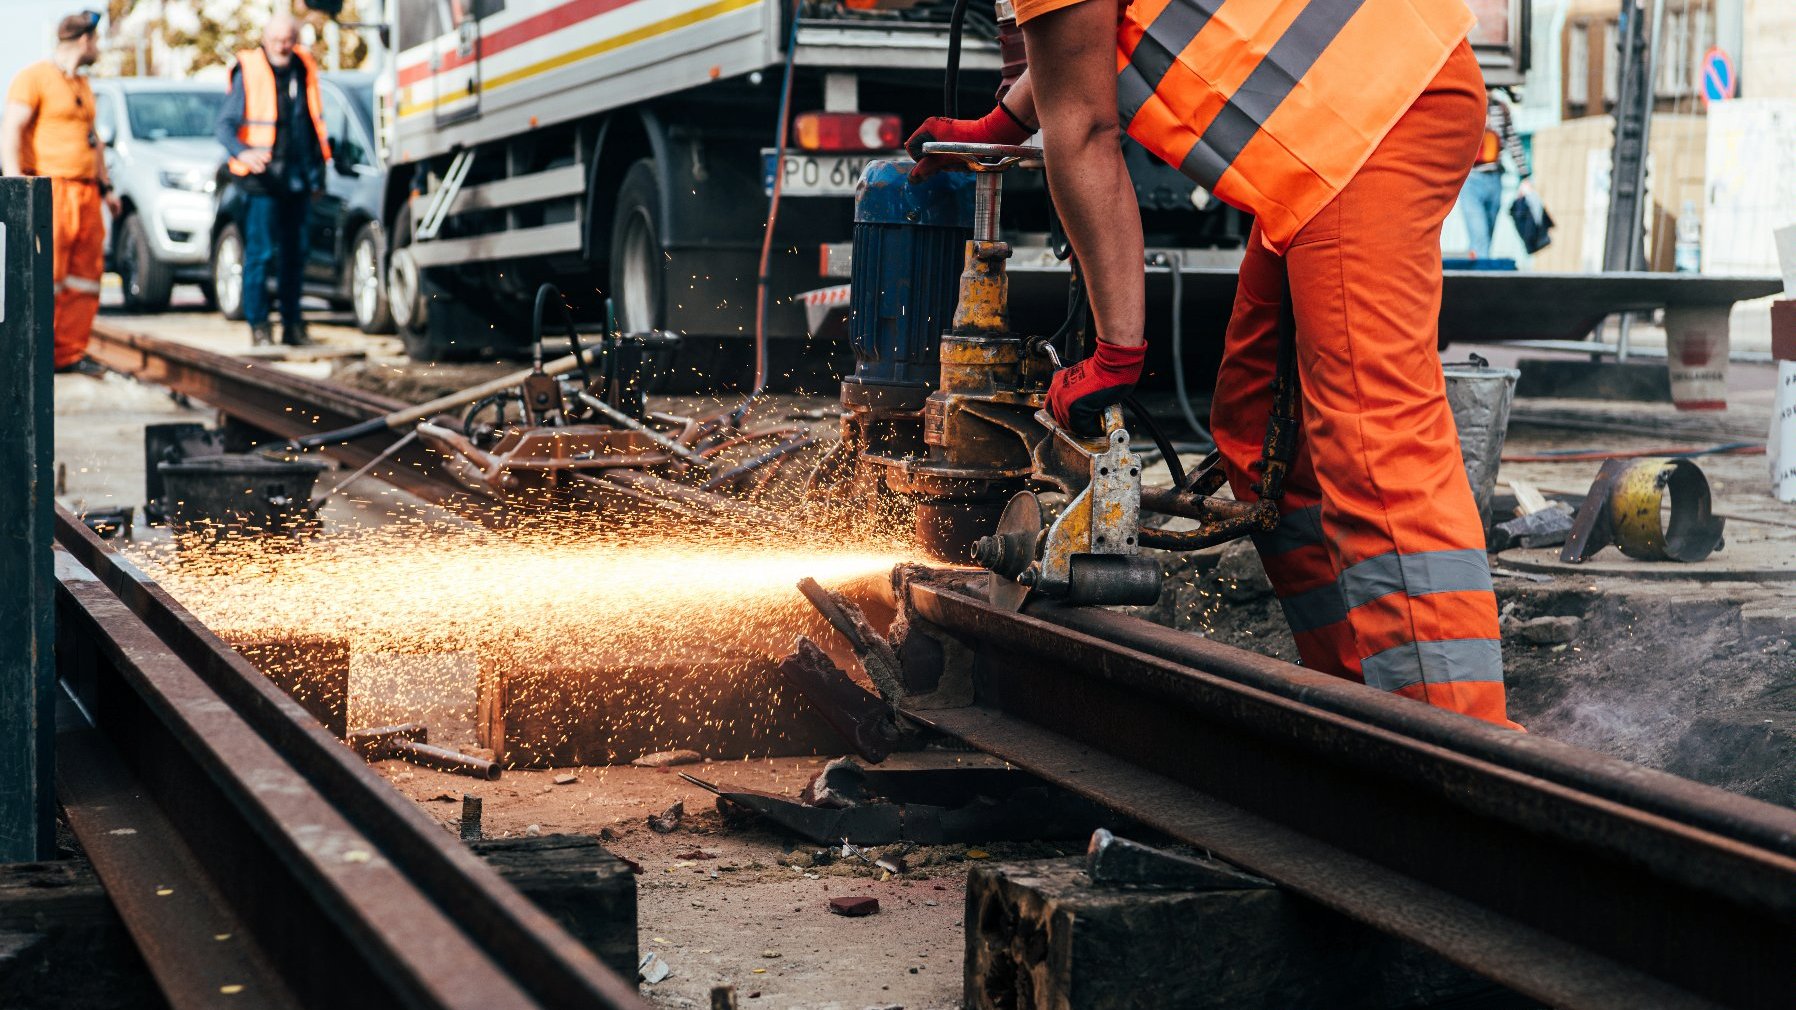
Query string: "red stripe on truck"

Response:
xmin=396 ymin=0 xmax=647 ymax=87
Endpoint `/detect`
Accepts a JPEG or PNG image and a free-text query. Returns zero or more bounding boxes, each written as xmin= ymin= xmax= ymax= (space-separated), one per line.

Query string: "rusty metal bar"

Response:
xmin=902 ymin=577 xmax=1796 ymax=1010
xmin=54 ymin=510 xmax=648 ymax=1010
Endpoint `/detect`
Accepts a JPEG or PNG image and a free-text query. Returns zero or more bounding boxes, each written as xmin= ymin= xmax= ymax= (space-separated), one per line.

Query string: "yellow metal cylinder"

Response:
xmin=951 ymin=240 xmax=1011 ymax=338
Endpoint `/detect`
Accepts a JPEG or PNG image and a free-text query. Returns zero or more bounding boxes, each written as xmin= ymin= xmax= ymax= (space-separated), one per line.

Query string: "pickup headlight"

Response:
xmin=158 ymin=167 xmax=216 ymax=194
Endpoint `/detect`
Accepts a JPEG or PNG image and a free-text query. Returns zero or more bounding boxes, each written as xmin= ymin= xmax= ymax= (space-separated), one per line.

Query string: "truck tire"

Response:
xmin=609 ymin=160 xmax=664 ymax=334
xmin=388 ymin=205 xmax=445 ymax=361
xmin=350 ymin=221 xmax=394 ymax=334
xmin=211 ymin=222 xmax=247 ymax=322
xmin=119 ymin=213 xmax=174 ymax=313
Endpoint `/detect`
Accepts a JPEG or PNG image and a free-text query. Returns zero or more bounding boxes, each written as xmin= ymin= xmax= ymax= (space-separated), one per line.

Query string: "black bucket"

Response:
xmin=156 ymin=453 xmax=328 ymax=538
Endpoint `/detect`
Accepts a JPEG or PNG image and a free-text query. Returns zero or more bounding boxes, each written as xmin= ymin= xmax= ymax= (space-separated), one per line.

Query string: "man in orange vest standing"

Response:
xmin=215 ymin=13 xmax=332 ymax=347
xmin=1 ymin=10 xmax=122 ymax=377
xmin=909 ymin=0 xmax=1520 ymax=730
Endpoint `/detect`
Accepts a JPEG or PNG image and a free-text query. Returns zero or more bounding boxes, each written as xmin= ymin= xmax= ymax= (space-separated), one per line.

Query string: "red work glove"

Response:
xmin=1047 ymin=340 xmax=1147 ymax=438
xmin=905 ymin=103 xmax=1034 ymax=181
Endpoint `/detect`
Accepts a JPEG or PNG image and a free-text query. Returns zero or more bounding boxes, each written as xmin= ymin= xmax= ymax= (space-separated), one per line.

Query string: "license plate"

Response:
xmin=761 ymin=152 xmax=892 ymax=197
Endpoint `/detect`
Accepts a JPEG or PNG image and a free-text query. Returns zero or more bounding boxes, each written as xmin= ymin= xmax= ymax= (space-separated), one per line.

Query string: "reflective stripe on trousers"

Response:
xmin=1208 ymin=41 xmax=1519 ymax=730
xmin=50 ymin=178 xmax=104 ymax=368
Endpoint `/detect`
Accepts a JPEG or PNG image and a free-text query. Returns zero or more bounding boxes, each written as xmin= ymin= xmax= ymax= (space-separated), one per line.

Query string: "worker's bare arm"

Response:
xmin=1002 ymin=70 xmax=1037 ymax=128
xmin=2 ymin=99 xmax=37 ymax=177
xmin=1022 ymin=2 xmax=1144 ymax=347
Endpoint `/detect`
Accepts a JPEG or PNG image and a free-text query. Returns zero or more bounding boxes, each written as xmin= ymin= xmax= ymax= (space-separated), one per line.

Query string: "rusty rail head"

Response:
xmin=900 ymin=575 xmax=1796 ymax=1010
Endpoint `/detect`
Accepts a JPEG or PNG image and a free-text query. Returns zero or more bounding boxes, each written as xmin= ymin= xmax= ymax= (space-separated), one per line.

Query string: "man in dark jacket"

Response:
xmin=214 ymin=13 xmax=330 ymax=346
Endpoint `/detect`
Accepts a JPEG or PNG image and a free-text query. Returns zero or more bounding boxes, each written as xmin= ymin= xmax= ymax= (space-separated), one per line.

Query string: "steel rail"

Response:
xmin=87 ymin=324 xmax=459 ymax=506
xmin=53 ymin=509 xmax=650 ymax=1010
xmin=901 ymin=576 xmax=1796 ymax=1010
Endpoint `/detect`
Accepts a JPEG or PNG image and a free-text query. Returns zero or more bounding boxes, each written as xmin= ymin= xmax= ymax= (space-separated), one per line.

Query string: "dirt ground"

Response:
xmin=376 ymin=753 xmax=1085 ymax=1010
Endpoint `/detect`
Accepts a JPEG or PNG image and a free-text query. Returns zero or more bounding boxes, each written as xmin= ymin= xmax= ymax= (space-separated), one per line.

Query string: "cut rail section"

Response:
xmin=53 ymin=509 xmax=650 ymax=1010
xmin=901 ymin=577 xmax=1796 ymax=1010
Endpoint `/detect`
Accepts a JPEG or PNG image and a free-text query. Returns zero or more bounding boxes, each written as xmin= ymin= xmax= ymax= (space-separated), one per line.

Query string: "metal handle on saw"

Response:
xmin=920 ymin=142 xmax=1044 ymax=243
xmin=917 ymin=141 xmax=1045 ymax=172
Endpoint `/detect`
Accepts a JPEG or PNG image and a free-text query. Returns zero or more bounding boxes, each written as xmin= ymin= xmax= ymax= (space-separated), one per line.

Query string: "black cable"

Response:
xmin=531 ymin=283 xmax=591 ymax=386
xmin=944 ymin=0 xmax=970 ymax=117
xmin=1123 ymin=395 xmax=1187 ymax=491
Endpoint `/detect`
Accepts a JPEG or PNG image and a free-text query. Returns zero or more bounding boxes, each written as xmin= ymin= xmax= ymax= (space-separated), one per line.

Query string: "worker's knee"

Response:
xmin=1045 ymin=115 xmax=1121 ymax=157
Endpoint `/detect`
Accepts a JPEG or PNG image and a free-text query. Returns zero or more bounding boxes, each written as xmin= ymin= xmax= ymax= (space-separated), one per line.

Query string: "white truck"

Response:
xmin=345 ymin=0 xmax=1528 ymax=379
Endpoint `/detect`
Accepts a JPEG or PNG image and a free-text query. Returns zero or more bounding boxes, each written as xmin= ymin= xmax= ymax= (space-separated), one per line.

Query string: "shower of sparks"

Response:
xmin=127 ymin=513 xmax=920 ymax=764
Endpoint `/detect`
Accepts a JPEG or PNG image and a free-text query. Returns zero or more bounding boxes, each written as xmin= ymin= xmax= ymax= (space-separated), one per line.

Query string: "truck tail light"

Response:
xmin=792 ymin=112 xmax=903 ymax=153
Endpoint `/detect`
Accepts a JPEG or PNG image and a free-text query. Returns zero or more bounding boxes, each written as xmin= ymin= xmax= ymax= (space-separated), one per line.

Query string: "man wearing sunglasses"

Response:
xmin=2 ymin=10 xmax=120 ymax=377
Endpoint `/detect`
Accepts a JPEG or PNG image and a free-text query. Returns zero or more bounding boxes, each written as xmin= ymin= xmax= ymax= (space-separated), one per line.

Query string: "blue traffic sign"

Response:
xmin=1703 ymin=46 xmax=1736 ymax=106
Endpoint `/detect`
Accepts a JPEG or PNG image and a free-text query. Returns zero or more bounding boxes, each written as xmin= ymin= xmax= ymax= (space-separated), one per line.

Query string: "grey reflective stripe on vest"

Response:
xmin=1279 ymin=580 xmax=1347 ymax=634
xmin=1178 ymin=0 xmax=1369 ymax=187
xmin=1250 ymin=504 xmax=1324 ymax=557
xmin=1360 ymin=638 xmax=1504 ymax=692
xmin=1118 ymin=0 xmax=1220 ymax=130
xmin=1340 ymin=548 xmax=1493 ymax=610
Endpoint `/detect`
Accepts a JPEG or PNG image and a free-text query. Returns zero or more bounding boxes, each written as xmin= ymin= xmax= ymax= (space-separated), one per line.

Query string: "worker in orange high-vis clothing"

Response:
xmin=2 ymin=10 xmax=122 ymax=376
xmin=908 ymin=0 xmax=1520 ymax=729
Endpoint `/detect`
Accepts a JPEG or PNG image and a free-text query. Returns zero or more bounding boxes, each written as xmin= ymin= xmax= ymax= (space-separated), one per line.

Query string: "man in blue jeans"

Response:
xmin=1459 ymin=88 xmax=1530 ymax=260
xmin=214 ymin=14 xmax=330 ymax=346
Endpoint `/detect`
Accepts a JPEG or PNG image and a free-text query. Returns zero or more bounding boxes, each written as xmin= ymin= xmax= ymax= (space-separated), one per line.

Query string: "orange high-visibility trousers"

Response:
xmin=51 ymin=178 xmax=104 ymax=369
xmin=1210 ymin=40 xmax=1520 ymax=730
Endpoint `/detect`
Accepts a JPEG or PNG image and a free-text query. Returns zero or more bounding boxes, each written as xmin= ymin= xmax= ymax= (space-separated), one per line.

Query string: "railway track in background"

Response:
xmin=84 ymin=321 xmax=1796 ymax=1010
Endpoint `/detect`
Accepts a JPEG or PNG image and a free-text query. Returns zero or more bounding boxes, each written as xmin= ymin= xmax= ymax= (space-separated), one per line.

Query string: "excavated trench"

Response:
xmin=1140 ymin=541 xmax=1796 ymax=808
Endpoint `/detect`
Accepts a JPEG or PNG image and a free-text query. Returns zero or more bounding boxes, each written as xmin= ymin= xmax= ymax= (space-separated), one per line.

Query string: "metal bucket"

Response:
xmin=156 ymin=453 xmax=327 ymax=539
xmin=1442 ymin=360 xmax=1520 ymax=528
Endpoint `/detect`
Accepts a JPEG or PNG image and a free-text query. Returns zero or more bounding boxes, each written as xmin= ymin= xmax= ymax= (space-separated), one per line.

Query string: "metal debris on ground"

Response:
xmin=349 ymin=723 xmax=500 ymax=780
xmin=796 ymin=576 xmax=906 ymax=705
xmin=648 ymin=801 xmax=685 ymax=834
xmin=632 ymin=749 xmax=704 ymax=768
xmin=1560 ymin=457 xmax=1726 ymax=563
xmin=682 ymin=764 xmax=1112 ymax=845
xmin=777 ymin=638 xmax=904 ymax=763
xmin=1489 ymin=501 xmax=1576 ymax=551
xmin=553 ymin=773 xmax=578 ymax=785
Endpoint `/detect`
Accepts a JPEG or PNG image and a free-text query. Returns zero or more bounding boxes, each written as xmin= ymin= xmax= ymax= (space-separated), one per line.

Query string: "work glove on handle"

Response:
xmin=1047 ymin=339 xmax=1147 ymax=438
xmin=905 ymin=105 xmax=1034 ymax=181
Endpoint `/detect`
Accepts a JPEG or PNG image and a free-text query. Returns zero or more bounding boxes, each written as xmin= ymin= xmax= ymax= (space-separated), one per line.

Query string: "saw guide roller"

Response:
xmin=811 ymin=141 xmax=1303 ymax=609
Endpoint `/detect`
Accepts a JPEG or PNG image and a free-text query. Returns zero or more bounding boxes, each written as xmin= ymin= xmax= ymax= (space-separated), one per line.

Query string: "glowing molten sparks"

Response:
xmin=128 ymin=518 xmax=918 ymax=763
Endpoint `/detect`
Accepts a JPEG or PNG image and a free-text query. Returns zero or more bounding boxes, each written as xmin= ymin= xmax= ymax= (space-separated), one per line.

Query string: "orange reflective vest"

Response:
xmin=228 ymin=47 xmax=332 ymax=176
xmin=1117 ymin=0 xmax=1476 ymax=253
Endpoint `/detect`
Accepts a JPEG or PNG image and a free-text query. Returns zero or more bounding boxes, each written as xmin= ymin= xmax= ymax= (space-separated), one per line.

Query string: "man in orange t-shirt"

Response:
xmin=2 ymin=10 xmax=122 ymax=375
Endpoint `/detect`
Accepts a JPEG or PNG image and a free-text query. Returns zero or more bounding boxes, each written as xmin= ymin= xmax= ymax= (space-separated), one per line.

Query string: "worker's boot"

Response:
xmin=281 ymin=320 xmax=311 ymax=347
xmin=250 ymin=323 xmax=274 ymax=347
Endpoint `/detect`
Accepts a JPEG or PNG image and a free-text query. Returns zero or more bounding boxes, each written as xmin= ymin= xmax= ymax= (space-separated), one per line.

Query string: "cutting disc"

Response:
xmin=986 ymin=490 xmax=1043 ymax=612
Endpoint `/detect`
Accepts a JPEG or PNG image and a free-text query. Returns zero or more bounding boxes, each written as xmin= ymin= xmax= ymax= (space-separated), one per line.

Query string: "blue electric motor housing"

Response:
xmin=843 ymin=161 xmax=975 ymax=408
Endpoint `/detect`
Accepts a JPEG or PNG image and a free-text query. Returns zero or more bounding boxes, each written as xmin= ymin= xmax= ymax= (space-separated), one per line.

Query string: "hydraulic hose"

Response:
xmin=944 ymin=0 xmax=971 ymax=117
xmin=1123 ymin=395 xmax=1187 ymax=492
xmin=1149 ymin=250 xmax=1213 ymax=449
xmin=745 ymin=0 xmax=805 ymax=418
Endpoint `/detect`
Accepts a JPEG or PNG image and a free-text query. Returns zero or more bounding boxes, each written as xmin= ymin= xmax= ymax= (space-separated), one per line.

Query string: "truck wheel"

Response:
xmin=351 ymin=222 xmax=394 ymax=334
xmin=609 ymin=160 xmax=664 ymax=334
xmin=211 ymin=222 xmax=247 ymax=322
xmin=119 ymin=213 xmax=174 ymax=313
